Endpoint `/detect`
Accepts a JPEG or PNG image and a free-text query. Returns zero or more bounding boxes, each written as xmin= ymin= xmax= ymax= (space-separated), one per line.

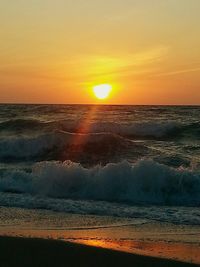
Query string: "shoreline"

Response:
xmin=0 ymin=236 xmax=198 ymax=267
xmin=1 ymin=224 xmax=200 ymax=264
xmin=0 ymin=206 xmax=200 ymax=264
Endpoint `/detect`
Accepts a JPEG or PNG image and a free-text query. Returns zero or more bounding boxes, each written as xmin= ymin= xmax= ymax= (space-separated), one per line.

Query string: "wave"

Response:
xmin=1 ymin=118 xmax=200 ymax=146
xmin=1 ymin=116 xmax=200 ymax=140
xmin=0 ymin=159 xmax=199 ymax=206
xmin=0 ymin=118 xmax=184 ymax=137
xmin=0 ymin=119 xmax=46 ymax=131
xmin=78 ymin=121 xmax=200 ymax=139
xmin=86 ymin=121 xmax=181 ymax=138
xmin=0 ymin=131 xmax=146 ymax=162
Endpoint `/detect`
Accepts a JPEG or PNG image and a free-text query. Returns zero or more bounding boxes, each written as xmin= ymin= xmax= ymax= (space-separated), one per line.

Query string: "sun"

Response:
xmin=93 ymin=84 xmax=112 ymax=100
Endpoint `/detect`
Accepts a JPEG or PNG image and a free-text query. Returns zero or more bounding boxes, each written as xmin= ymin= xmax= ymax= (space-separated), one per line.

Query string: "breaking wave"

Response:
xmin=0 ymin=159 xmax=199 ymax=206
xmin=0 ymin=131 xmax=146 ymax=162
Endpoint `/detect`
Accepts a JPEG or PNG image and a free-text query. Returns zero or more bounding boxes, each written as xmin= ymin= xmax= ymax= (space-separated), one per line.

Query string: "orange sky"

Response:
xmin=0 ymin=0 xmax=200 ymax=104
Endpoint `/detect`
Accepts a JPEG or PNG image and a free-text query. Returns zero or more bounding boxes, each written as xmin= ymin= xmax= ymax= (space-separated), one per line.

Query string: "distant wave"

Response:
xmin=87 ymin=121 xmax=181 ymax=138
xmin=0 ymin=159 xmax=199 ymax=206
xmin=0 ymin=119 xmax=45 ymax=131
xmin=1 ymin=118 xmax=197 ymax=139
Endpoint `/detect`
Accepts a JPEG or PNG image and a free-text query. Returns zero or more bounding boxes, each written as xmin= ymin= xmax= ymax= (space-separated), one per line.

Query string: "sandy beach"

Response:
xmin=0 ymin=206 xmax=199 ymax=265
xmin=0 ymin=236 xmax=198 ymax=267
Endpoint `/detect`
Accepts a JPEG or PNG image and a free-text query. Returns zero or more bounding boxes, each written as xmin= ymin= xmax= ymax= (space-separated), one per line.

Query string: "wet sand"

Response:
xmin=1 ymin=224 xmax=200 ymax=264
xmin=0 ymin=236 xmax=198 ymax=267
xmin=0 ymin=207 xmax=199 ymax=265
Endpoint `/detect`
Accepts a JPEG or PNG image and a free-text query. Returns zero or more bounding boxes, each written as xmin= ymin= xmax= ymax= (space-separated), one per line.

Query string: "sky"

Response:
xmin=0 ymin=0 xmax=200 ymax=104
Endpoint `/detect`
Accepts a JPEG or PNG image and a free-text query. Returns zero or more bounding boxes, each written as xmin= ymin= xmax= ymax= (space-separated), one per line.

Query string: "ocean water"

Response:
xmin=0 ymin=104 xmax=200 ymax=225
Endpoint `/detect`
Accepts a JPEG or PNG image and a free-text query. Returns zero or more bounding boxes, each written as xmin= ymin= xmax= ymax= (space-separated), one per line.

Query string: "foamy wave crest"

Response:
xmin=0 ymin=160 xmax=199 ymax=206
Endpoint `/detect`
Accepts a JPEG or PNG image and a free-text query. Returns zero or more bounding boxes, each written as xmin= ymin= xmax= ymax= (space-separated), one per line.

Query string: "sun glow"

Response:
xmin=93 ymin=84 xmax=112 ymax=100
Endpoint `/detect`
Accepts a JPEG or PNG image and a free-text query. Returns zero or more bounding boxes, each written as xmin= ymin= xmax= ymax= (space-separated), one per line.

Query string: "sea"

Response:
xmin=0 ymin=104 xmax=200 ymax=229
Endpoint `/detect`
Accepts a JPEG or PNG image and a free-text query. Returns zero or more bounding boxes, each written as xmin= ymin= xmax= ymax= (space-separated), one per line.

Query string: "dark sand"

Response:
xmin=0 ymin=236 xmax=198 ymax=267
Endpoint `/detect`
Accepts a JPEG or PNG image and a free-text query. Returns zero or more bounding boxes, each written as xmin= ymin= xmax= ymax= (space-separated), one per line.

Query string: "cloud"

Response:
xmin=153 ymin=67 xmax=200 ymax=77
xmin=71 ymin=46 xmax=169 ymax=80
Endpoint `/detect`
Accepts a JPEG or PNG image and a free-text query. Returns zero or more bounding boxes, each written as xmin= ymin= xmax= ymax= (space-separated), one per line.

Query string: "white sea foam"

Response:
xmin=1 ymin=196 xmax=200 ymax=225
xmin=0 ymin=159 xmax=199 ymax=206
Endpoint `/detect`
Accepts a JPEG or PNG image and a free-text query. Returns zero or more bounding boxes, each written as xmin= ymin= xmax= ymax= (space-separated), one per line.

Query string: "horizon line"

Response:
xmin=0 ymin=102 xmax=200 ymax=106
